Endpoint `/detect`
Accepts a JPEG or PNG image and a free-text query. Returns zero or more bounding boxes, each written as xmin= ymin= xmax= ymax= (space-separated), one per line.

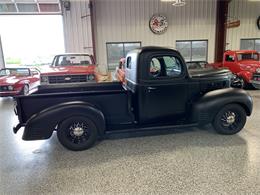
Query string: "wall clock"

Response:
xmin=149 ymin=14 xmax=168 ymax=35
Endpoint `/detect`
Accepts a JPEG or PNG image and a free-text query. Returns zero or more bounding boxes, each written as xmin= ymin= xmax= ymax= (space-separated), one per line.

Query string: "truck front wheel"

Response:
xmin=57 ymin=116 xmax=98 ymax=151
xmin=212 ymin=104 xmax=247 ymax=135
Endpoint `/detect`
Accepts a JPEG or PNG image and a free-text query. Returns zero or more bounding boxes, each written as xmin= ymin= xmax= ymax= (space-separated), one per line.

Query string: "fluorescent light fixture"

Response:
xmin=172 ymin=0 xmax=186 ymax=6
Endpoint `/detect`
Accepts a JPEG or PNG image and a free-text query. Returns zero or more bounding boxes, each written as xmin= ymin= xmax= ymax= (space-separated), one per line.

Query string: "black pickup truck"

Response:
xmin=14 ymin=47 xmax=253 ymax=151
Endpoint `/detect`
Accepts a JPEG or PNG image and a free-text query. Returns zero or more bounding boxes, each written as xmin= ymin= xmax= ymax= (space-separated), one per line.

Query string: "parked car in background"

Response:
xmin=0 ymin=68 xmax=40 ymax=97
xmin=40 ymin=53 xmax=97 ymax=85
xmin=211 ymin=50 xmax=260 ymax=89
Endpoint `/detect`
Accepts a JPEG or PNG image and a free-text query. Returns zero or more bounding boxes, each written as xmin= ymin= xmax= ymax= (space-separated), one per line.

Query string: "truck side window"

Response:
xmin=126 ymin=57 xmax=132 ymax=69
xmin=225 ymin=55 xmax=235 ymax=62
xmin=150 ymin=58 xmax=161 ymax=77
xmin=149 ymin=56 xmax=182 ymax=78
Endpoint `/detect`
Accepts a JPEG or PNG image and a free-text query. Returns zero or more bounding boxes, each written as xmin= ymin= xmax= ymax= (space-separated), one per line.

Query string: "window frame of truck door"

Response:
xmin=137 ymin=51 xmax=189 ymax=124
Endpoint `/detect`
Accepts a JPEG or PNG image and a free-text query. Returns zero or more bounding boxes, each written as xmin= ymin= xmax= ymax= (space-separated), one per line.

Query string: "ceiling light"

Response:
xmin=172 ymin=0 xmax=186 ymax=6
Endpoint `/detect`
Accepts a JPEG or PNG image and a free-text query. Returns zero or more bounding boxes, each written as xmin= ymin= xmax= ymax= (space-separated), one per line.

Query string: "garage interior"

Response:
xmin=1 ymin=0 xmax=260 ymax=194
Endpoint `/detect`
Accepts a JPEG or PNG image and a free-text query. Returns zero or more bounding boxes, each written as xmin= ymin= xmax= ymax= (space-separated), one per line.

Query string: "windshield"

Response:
xmin=237 ymin=53 xmax=259 ymax=61
xmin=53 ymin=55 xmax=93 ymax=67
xmin=0 ymin=68 xmax=30 ymax=77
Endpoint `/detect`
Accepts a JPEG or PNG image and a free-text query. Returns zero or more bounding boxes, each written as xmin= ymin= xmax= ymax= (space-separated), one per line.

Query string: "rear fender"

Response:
xmin=23 ymin=101 xmax=105 ymax=140
xmin=191 ymin=88 xmax=253 ymax=124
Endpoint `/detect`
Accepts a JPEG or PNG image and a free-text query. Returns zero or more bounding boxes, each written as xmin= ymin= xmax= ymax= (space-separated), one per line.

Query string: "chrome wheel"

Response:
xmin=68 ymin=122 xmax=90 ymax=144
xmin=213 ymin=104 xmax=247 ymax=135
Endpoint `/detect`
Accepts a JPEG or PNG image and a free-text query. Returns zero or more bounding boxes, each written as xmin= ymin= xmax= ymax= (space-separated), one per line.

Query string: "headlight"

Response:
xmin=41 ymin=76 xmax=49 ymax=83
xmin=8 ymin=86 xmax=14 ymax=91
xmin=88 ymin=74 xmax=95 ymax=81
xmin=256 ymin=68 xmax=260 ymax=73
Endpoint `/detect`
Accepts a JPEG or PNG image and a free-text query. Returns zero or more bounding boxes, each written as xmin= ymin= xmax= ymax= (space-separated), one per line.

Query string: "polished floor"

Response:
xmin=1 ymin=90 xmax=260 ymax=194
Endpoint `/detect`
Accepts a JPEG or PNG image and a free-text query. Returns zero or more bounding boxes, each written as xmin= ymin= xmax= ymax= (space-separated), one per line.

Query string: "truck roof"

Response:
xmin=225 ymin=50 xmax=258 ymax=54
xmin=128 ymin=46 xmax=179 ymax=55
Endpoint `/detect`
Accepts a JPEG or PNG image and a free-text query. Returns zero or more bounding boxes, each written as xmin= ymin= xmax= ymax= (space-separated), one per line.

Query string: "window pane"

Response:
xmin=39 ymin=3 xmax=60 ymax=12
xmin=107 ymin=43 xmax=124 ymax=70
xmin=38 ymin=0 xmax=59 ymax=3
xmin=163 ymin=56 xmax=182 ymax=77
xmin=17 ymin=3 xmax=38 ymax=12
xmin=176 ymin=41 xmax=191 ymax=61
xmin=150 ymin=58 xmax=162 ymax=77
xmin=241 ymin=39 xmax=255 ymax=50
xmin=0 ymin=4 xmax=17 ymax=12
xmin=255 ymin=40 xmax=260 ymax=52
xmin=124 ymin=43 xmax=141 ymax=56
xmin=16 ymin=0 xmax=36 ymax=2
xmin=192 ymin=41 xmax=207 ymax=61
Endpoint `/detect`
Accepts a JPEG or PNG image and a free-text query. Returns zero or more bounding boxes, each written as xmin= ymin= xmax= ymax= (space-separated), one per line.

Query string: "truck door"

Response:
xmin=139 ymin=53 xmax=188 ymax=124
xmin=224 ymin=54 xmax=238 ymax=73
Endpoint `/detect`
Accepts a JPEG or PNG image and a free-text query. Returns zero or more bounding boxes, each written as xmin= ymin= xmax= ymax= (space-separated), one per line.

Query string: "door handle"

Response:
xmin=147 ymin=87 xmax=157 ymax=92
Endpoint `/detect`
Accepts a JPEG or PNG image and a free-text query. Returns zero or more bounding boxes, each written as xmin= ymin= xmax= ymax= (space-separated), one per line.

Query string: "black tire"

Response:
xmin=57 ymin=116 xmax=98 ymax=151
xmin=212 ymin=104 xmax=247 ymax=135
xmin=22 ymin=84 xmax=30 ymax=95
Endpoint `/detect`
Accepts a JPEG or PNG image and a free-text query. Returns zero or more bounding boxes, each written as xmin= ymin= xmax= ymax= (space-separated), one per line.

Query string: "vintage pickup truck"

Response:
xmin=211 ymin=50 xmax=260 ymax=89
xmin=13 ymin=47 xmax=253 ymax=151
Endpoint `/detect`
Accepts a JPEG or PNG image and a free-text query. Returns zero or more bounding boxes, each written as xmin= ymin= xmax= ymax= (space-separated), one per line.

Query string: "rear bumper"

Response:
xmin=13 ymin=123 xmax=25 ymax=134
xmin=0 ymin=90 xmax=20 ymax=97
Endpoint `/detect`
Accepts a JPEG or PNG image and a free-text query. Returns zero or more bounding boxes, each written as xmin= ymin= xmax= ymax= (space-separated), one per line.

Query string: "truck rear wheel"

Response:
xmin=212 ymin=104 xmax=247 ymax=135
xmin=57 ymin=116 xmax=98 ymax=151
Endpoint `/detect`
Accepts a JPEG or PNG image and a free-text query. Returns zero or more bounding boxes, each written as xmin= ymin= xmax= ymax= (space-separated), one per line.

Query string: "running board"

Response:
xmin=105 ymin=123 xmax=198 ymax=136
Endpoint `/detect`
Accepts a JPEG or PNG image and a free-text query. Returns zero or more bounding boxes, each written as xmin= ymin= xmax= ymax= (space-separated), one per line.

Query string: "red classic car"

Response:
xmin=211 ymin=50 xmax=260 ymax=89
xmin=40 ymin=53 xmax=97 ymax=85
xmin=0 ymin=68 xmax=40 ymax=97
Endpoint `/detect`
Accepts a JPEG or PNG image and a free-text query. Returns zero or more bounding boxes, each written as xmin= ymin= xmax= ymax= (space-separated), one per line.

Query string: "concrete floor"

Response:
xmin=0 ymin=91 xmax=260 ymax=194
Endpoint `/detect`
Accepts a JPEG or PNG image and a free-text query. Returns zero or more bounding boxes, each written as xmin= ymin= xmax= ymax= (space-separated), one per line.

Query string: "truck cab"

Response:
xmin=218 ymin=50 xmax=260 ymax=89
xmin=14 ymin=47 xmax=253 ymax=151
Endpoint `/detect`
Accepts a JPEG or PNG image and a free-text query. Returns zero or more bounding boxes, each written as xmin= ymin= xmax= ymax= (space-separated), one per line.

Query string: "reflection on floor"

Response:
xmin=1 ymin=91 xmax=260 ymax=194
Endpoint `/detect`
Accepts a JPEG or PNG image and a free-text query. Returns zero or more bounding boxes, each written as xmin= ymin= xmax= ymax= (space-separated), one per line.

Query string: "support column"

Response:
xmin=0 ymin=35 xmax=5 ymax=69
xmin=214 ymin=0 xmax=230 ymax=62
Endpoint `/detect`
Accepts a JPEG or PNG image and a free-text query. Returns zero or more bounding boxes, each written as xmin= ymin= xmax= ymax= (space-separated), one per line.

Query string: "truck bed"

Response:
xmin=15 ymin=82 xmax=134 ymax=127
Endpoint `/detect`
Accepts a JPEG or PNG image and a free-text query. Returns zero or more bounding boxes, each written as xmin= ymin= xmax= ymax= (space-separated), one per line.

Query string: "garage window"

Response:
xmin=106 ymin=42 xmax=141 ymax=70
xmin=0 ymin=0 xmax=61 ymax=14
xmin=176 ymin=40 xmax=208 ymax=62
xmin=241 ymin=39 xmax=260 ymax=52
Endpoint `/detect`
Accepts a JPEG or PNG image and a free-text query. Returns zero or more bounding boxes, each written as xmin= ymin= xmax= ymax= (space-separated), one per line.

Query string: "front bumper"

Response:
xmin=0 ymin=90 xmax=20 ymax=97
xmin=250 ymin=80 xmax=260 ymax=89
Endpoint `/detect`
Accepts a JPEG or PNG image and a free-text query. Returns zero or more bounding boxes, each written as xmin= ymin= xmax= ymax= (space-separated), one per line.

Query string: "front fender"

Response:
xmin=22 ymin=101 xmax=105 ymax=141
xmin=237 ymin=71 xmax=252 ymax=83
xmin=191 ymin=88 xmax=253 ymax=124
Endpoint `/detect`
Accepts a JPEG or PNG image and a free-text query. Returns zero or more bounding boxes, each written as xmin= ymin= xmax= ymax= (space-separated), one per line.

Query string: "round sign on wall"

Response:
xmin=149 ymin=14 xmax=168 ymax=35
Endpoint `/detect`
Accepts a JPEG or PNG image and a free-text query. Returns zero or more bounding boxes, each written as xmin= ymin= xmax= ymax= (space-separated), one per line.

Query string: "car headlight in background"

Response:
xmin=88 ymin=74 xmax=95 ymax=81
xmin=8 ymin=86 xmax=14 ymax=91
xmin=256 ymin=68 xmax=260 ymax=73
xmin=41 ymin=76 xmax=49 ymax=84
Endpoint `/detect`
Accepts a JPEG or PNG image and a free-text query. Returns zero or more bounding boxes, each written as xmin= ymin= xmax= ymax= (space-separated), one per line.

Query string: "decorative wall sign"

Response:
xmin=149 ymin=14 xmax=168 ymax=35
xmin=257 ymin=16 xmax=260 ymax=30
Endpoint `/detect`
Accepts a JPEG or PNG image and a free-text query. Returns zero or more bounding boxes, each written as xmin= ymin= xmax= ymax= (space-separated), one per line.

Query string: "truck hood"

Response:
xmin=189 ymin=67 xmax=231 ymax=78
xmin=238 ymin=61 xmax=260 ymax=71
xmin=0 ymin=76 xmax=20 ymax=85
xmin=41 ymin=65 xmax=96 ymax=76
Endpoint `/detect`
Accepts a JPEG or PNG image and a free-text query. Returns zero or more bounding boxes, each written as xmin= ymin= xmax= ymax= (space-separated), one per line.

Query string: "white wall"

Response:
xmin=93 ymin=0 xmax=217 ymax=69
xmin=62 ymin=0 xmax=94 ymax=55
xmin=226 ymin=0 xmax=260 ymax=50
